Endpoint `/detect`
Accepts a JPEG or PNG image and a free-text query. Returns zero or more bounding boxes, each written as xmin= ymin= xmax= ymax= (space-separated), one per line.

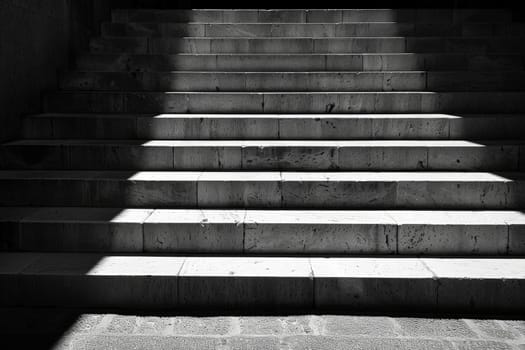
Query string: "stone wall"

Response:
xmin=0 ymin=0 xmax=110 ymax=142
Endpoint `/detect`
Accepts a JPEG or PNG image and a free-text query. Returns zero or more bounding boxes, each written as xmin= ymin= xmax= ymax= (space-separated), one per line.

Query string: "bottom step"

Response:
xmin=1 ymin=253 xmax=524 ymax=312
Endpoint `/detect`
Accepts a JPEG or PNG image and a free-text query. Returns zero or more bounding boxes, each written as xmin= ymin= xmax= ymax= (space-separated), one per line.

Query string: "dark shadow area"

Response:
xmin=109 ymin=0 xmax=524 ymax=12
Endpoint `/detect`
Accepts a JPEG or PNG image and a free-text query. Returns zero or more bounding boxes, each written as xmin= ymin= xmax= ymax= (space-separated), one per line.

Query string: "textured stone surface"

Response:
xmin=144 ymin=210 xmax=244 ymax=253
xmin=284 ymin=337 xmax=455 ymax=350
xmin=19 ymin=208 xmax=151 ymax=252
xmin=9 ymin=140 xmax=521 ymax=171
xmin=0 ymin=171 xmax=522 ymax=209
xmin=2 ymin=308 xmax=524 ymax=350
xmin=22 ymin=114 xmax=525 ymax=141
xmin=239 ymin=316 xmax=312 ymax=335
xmin=177 ymin=257 xmax=313 ymax=308
xmin=101 ymin=22 xmax=525 ymax=38
xmin=311 ymin=258 xmax=437 ymax=310
xmin=2 ymin=208 xmax=523 ymax=255
xmin=42 ymin=91 xmax=525 ymax=114
xmin=75 ymin=53 xmax=525 ymax=73
xmin=323 ymin=316 xmax=397 ymax=336
xmin=396 ymin=318 xmax=477 ymax=338
xmin=4 ymin=253 xmax=525 ymax=310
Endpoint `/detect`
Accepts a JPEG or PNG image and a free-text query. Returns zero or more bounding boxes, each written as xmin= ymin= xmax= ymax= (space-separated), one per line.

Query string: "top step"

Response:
xmin=112 ymin=9 xmax=513 ymax=24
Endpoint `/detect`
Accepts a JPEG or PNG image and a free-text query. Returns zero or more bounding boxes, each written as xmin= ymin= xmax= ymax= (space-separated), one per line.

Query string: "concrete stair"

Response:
xmin=1 ymin=208 xmax=524 ymax=255
xmin=43 ymin=91 xmax=525 ymax=113
xmin=101 ymin=22 xmax=525 ymax=38
xmin=1 ymin=8 xmax=524 ymax=312
xmin=1 ymin=253 xmax=524 ymax=311
xmin=75 ymin=53 xmax=525 ymax=72
xmin=1 ymin=139 xmax=524 ymax=171
xmin=0 ymin=171 xmax=523 ymax=209
xmin=23 ymin=114 xmax=525 ymax=140
xmin=89 ymin=37 xmax=525 ymax=54
xmin=59 ymin=71 xmax=525 ymax=91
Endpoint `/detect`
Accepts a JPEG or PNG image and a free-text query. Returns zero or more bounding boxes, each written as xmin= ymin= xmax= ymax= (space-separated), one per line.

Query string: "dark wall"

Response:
xmin=0 ymin=0 xmax=111 ymax=142
xmin=107 ymin=0 xmax=520 ymax=9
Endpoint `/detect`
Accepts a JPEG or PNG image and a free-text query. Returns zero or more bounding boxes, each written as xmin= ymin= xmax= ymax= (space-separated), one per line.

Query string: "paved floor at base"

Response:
xmin=2 ymin=308 xmax=524 ymax=349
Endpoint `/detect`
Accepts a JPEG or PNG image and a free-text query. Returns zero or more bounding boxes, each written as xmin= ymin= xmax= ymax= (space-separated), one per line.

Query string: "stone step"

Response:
xmin=1 ymin=207 xmax=523 ymax=255
xmin=43 ymin=91 xmax=525 ymax=113
xmin=90 ymin=37 xmax=525 ymax=54
xmin=111 ymin=9 xmax=512 ymax=24
xmin=1 ymin=252 xmax=523 ymax=311
xmin=75 ymin=53 xmax=525 ymax=72
xmin=0 ymin=171 xmax=522 ymax=209
xmin=59 ymin=71 xmax=525 ymax=92
xmin=101 ymin=22 xmax=525 ymax=38
xmin=23 ymin=113 xmax=525 ymax=140
xmin=1 ymin=140 xmax=523 ymax=171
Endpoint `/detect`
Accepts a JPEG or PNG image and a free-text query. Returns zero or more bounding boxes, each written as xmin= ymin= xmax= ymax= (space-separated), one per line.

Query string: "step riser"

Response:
xmin=1 ymin=256 xmax=523 ymax=311
xmin=2 ymin=209 xmax=523 ymax=255
xmin=102 ymin=22 xmax=525 ymax=38
xmin=23 ymin=115 xmax=525 ymax=140
xmin=43 ymin=92 xmax=525 ymax=114
xmin=59 ymin=71 xmax=525 ymax=92
xmin=2 ymin=220 xmax=521 ymax=256
xmin=76 ymin=54 xmax=525 ymax=72
xmin=90 ymin=37 xmax=525 ymax=54
xmin=1 ymin=144 xmax=522 ymax=171
xmin=112 ymin=9 xmax=512 ymax=24
xmin=0 ymin=178 xmax=521 ymax=209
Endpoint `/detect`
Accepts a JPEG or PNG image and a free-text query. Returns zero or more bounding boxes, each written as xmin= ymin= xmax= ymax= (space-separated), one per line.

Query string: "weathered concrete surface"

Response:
xmin=42 ymin=91 xmax=525 ymax=114
xmin=59 ymin=71 xmax=525 ymax=92
xmin=0 ymin=171 xmax=523 ymax=209
xmin=101 ymin=22 xmax=525 ymax=38
xmin=22 ymin=114 xmax=525 ymax=141
xmin=2 ymin=208 xmax=524 ymax=255
xmin=19 ymin=208 xmax=153 ymax=252
xmin=90 ymin=36 xmax=525 ymax=54
xmin=74 ymin=53 xmax=525 ymax=72
xmin=1 ymin=140 xmax=521 ymax=171
xmin=1 ymin=308 xmax=524 ymax=350
xmin=1 ymin=253 xmax=524 ymax=311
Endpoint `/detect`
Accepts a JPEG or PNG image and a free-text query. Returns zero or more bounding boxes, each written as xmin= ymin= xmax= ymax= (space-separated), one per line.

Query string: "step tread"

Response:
xmin=77 ymin=53 xmax=525 ymax=57
xmin=95 ymin=36 xmax=525 ymax=39
xmin=64 ymin=70 xmax=524 ymax=73
xmin=51 ymin=91 xmax=525 ymax=94
xmin=67 ymin=70 xmax=436 ymax=74
xmin=6 ymin=139 xmax=525 ymax=147
xmin=0 ymin=170 xmax=521 ymax=182
xmin=104 ymin=21 xmax=523 ymax=24
xmin=25 ymin=113 xmax=525 ymax=119
xmin=1 ymin=252 xmax=524 ymax=279
xmin=2 ymin=207 xmax=525 ymax=225
xmin=113 ymin=8 xmax=507 ymax=11
xmin=79 ymin=52 xmax=525 ymax=55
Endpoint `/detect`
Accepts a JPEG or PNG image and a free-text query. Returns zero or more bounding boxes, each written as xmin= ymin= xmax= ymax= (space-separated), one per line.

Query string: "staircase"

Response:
xmin=1 ymin=8 xmax=524 ymax=312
